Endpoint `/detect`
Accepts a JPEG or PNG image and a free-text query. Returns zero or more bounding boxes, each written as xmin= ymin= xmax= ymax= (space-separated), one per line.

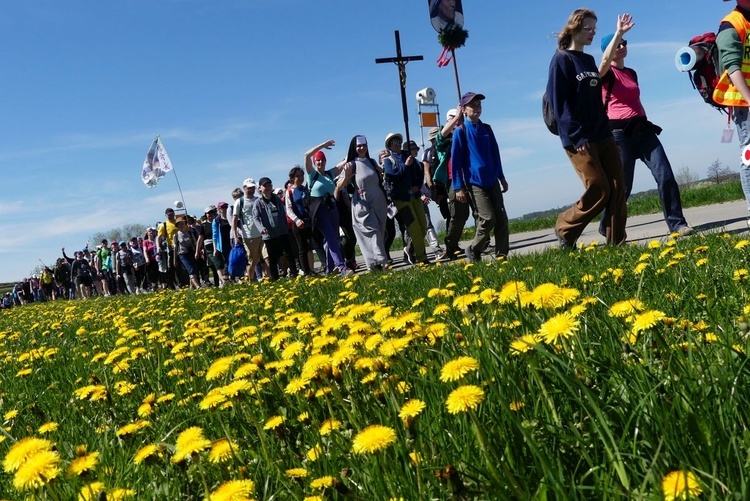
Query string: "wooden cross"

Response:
xmin=375 ymin=30 xmax=423 ymax=147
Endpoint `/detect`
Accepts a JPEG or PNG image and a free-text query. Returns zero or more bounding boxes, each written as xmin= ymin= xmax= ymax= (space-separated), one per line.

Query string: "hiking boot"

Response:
xmin=464 ymin=246 xmax=481 ymax=263
xmin=555 ymin=228 xmax=575 ymax=250
xmin=675 ymin=226 xmax=694 ymax=237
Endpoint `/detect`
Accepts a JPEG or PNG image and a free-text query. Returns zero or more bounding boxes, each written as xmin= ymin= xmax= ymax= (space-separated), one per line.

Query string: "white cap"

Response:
xmin=446 ymin=108 xmax=458 ymax=120
xmin=243 ymin=178 xmax=256 ymax=188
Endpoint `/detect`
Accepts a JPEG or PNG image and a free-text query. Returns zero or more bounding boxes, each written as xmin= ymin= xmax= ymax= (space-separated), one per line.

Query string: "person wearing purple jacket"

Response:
xmin=546 ymin=8 xmax=627 ymax=248
xmin=451 ymin=92 xmax=509 ymax=262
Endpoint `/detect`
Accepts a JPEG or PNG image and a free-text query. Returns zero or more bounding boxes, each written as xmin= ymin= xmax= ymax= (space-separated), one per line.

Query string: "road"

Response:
xmin=381 ymin=200 xmax=750 ymax=269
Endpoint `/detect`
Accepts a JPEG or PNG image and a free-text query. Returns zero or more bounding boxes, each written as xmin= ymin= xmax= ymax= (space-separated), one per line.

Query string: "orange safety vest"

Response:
xmin=713 ymin=10 xmax=750 ymax=106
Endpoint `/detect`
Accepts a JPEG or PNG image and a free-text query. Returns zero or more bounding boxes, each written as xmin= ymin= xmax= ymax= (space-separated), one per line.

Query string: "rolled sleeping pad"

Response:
xmin=743 ymin=145 xmax=750 ymax=167
xmin=675 ymin=45 xmax=707 ymax=72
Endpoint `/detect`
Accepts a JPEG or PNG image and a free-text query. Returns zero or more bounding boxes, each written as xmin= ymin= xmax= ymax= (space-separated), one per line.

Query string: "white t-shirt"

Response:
xmin=234 ymin=196 xmax=261 ymax=239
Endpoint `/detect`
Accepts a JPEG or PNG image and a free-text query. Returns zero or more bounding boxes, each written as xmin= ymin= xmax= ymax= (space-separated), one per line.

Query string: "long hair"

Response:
xmin=557 ymin=8 xmax=596 ymax=50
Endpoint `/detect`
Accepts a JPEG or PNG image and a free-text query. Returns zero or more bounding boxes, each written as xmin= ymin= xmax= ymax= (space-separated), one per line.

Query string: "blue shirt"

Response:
xmin=451 ymin=120 xmax=504 ymax=191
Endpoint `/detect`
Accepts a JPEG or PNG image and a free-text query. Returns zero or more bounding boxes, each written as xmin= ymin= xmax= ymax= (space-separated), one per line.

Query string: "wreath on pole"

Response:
xmin=437 ymin=26 xmax=468 ymax=67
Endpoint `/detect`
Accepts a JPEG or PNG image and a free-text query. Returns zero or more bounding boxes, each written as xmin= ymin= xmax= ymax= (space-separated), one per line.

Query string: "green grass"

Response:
xmin=0 ymin=232 xmax=749 ymax=498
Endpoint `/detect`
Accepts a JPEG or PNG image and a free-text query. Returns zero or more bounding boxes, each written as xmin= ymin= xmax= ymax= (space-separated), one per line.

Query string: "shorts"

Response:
xmin=178 ymin=254 xmax=197 ymax=278
xmin=75 ymin=275 xmax=93 ymax=287
xmin=208 ymin=250 xmax=225 ymax=270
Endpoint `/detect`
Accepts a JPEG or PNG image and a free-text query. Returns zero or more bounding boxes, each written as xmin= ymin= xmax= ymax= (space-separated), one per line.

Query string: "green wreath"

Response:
xmin=438 ymin=26 xmax=469 ymax=49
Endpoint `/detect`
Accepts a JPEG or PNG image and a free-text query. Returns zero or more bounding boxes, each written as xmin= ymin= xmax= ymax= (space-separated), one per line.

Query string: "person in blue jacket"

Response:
xmin=546 ymin=8 xmax=627 ymax=248
xmin=451 ymin=92 xmax=509 ymax=262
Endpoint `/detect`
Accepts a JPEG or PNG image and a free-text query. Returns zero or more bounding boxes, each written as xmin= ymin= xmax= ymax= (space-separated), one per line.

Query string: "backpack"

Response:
xmin=227 ymin=242 xmax=248 ymax=279
xmin=542 ymin=50 xmax=574 ymax=135
xmin=680 ymin=33 xmax=726 ymax=112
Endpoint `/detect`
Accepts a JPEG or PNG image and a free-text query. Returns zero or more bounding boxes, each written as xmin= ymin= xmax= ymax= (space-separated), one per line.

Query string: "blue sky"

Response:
xmin=0 ymin=1 xmax=741 ymax=282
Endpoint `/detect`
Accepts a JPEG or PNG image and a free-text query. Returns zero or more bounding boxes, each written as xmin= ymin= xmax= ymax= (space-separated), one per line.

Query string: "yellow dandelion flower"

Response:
xmin=510 ymin=334 xmax=540 ymax=355
xmin=647 ymin=240 xmax=661 ymax=249
xmin=108 ymin=487 xmax=137 ymax=500
xmin=285 ymin=377 xmax=311 ymax=395
xmin=133 ymin=444 xmax=163 ymax=465
xmin=695 ymin=258 xmax=708 ymax=267
xmin=633 ymin=262 xmax=648 ymax=275
xmin=115 ymin=419 xmax=151 ymax=438
xmin=608 ymin=299 xmax=645 ymax=317
xmin=662 ymin=470 xmax=702 ymax=501
xmin=281 ymin=341 xmax=305 ymax=360
xmin=539 ymin=312 xmax=579 ymax=345
xmin=509 ymin=401 xmax=525 ymax=411
xmin=4 ymin=437 xmax=54 ymax=473
xmin=234 ymin=362 xmax=259 ymax=379
xmin=433 ymin=303 xmax=450 ymax=315
xmin=79 ymin=481 xmax=106 ymax=501
xmin=13 ymin=450 xmax=61 ymax=491
xmin=209 ymin=479 xmax=256 ymax=501
xmin=208 ymin=438 xmax=237 ymax=464
xmin=16 ymin=368 xmax=32 ymax=377
xmin=734 ymin=239 xmax=750 ymax=249
xmin=205 ymin=356 xmax=235 ymax=381
xmin=264 ymin=415 xmax=285 ymax=430
xmin=297 ymin=412 xmax=310 ymax=422
xmin=285 ymin=467 xmax=309 ymax=478
xmin=4 ymin=409 xmax=18 ymax=421
xmin=399 ymin=399 xmax=426 ymax=423
xmin=632 ymin=310 xmax=667 ymax=334
xmin=37 ymin=422 xmax=58 ymax=434
xmin=306 ymin=444 xmax=323 ymax=461
xmin=529 ymin=283 xmax=566 ymax=309
xmin=171 ymin=426 xmax=211 ymax=463
xmin=445 ymin=385 xmax=485 ymax=414
xmin=319 ymin=418 xmax=342 ymax=436
xmin=67 ymin=452 xmax=99 ymax=476
xmin=352 ymin=424 xmax=397 ymax=454
xmin=303 ymin=497 xmax=323 ymax=501
xmin=452 ymin=293 xmax=480 ymax=311
xmin=310 ymin=475 xmax=338 ymax=490
xmin=733 ymin=269 xmax=748 ymax=281
xmin=439 ymin=356 xmax=480 ymax=382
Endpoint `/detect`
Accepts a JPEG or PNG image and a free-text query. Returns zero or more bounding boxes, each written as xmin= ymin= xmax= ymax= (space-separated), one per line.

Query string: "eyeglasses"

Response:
xmin=618 ymin=40 xmax=628 ymax=48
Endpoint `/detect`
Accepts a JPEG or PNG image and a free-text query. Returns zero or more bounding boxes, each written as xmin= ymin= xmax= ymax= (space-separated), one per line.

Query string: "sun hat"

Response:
xmin=600 ymin=33 xmax=615 ymax=53
xmin=384 ymin=132 xmax=404 ymax=149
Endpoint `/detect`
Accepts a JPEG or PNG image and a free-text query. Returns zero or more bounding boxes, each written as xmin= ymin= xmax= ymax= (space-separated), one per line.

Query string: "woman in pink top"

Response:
xmin=598 ymin=15 xmax=692 ymax=237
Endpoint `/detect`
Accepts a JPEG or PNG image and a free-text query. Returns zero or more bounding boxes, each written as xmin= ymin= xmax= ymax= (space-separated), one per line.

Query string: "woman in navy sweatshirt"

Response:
xmin=546 ymin=8 xmax=627 ymax=248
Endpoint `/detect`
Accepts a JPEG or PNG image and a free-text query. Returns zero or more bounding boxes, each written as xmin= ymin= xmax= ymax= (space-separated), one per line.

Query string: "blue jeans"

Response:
xmin=599 ymin=122 xmax=687 ymax=234
xmin=732 ymin=107 xmax=750 ymax=212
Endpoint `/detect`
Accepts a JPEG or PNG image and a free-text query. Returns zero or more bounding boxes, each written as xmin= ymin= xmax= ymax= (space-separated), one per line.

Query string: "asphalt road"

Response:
xmin=381 ymin=200 xmax=750 ymax=270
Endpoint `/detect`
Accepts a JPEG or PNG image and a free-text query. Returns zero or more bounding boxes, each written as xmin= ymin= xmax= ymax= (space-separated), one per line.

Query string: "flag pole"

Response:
xmin=157 ymin=136 xmax=188 ymax=216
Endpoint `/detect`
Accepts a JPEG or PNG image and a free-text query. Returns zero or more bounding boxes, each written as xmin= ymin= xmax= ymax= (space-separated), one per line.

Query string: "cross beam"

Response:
xmin=375 ymin=30 xmax=423 ymax=148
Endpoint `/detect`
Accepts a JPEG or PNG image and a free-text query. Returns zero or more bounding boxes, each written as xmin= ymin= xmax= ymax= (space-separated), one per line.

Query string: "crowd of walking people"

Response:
xmin=7 ymin=8 xmax=723 ymax=308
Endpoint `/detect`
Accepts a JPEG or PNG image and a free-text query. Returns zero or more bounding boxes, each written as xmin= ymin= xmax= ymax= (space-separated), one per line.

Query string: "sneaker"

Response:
xmin=675 ymin=226 xmax=694 ymax=237
xmin=340 ymin=268 xmax=354 ymax=277
xmin=555 ymin=228 xmax=575 ymax=250
xmin=403 ymin=249 xmax=415 ymax=266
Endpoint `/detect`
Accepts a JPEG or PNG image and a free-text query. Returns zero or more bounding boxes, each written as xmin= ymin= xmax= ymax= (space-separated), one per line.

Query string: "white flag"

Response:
xmin=141 ymin=137 xmax=174 ymax=188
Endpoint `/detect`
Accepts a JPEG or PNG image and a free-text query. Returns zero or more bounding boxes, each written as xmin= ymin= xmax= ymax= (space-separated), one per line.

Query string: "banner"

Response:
xmin=141 ymin=137 xmax=174 ymax=188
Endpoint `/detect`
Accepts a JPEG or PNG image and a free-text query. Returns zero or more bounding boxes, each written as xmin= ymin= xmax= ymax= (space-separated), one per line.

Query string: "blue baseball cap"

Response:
xmin=600 ymin=33 xmax=615 ymax=53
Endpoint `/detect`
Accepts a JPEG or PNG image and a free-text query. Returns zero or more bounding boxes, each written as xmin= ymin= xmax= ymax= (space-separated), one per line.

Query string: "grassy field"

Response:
xmin=0 ymin=230 xmax=748 ymax=499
